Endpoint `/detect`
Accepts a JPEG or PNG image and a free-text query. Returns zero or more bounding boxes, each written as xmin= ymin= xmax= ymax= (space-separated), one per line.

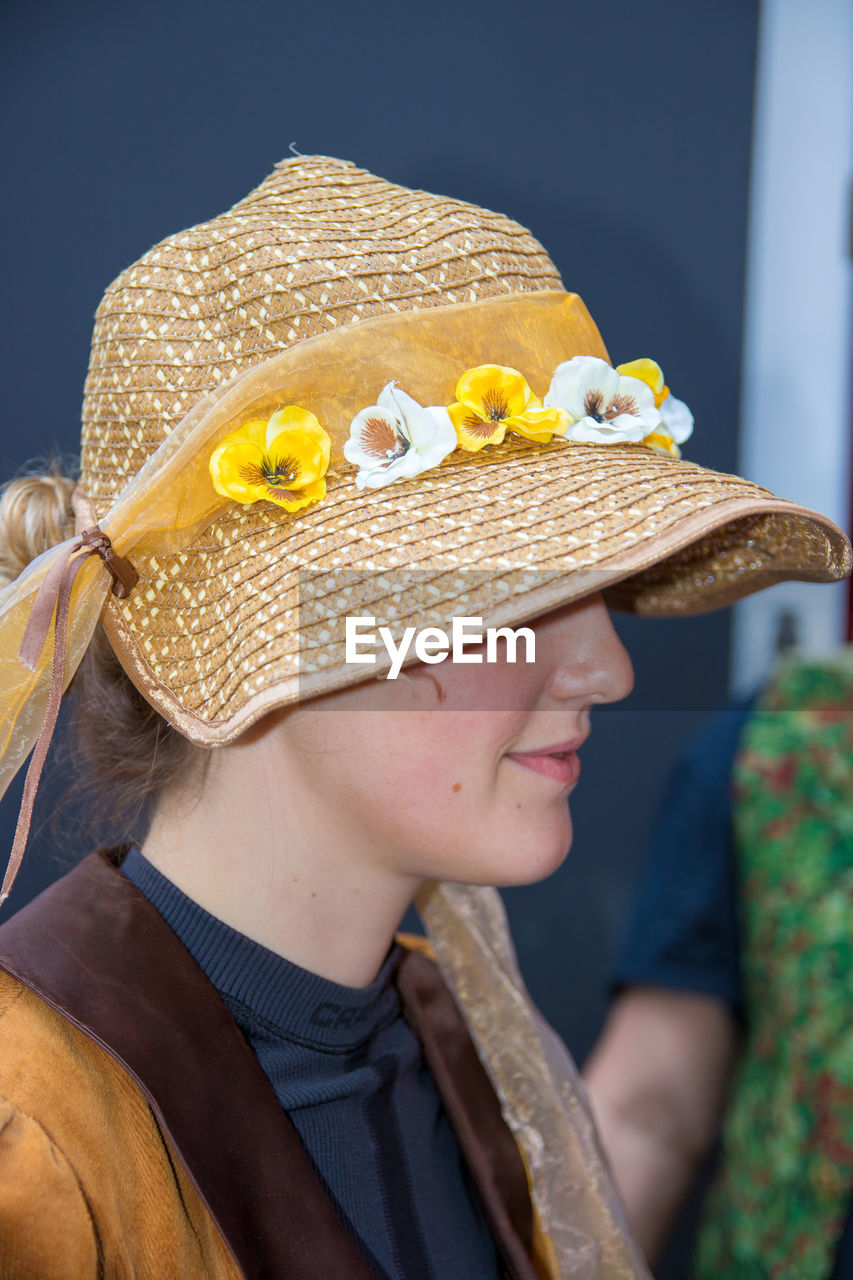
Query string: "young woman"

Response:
xmin=0 ymin=155 xmax=847 ymax=1280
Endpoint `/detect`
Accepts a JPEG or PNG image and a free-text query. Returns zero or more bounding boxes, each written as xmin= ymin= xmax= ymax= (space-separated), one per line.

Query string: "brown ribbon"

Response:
xmin=0 ymin=528 xmax=137 ymax=906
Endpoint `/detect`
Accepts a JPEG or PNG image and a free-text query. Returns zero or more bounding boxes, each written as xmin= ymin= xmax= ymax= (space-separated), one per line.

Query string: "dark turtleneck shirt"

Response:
xmin=121 ymin=849 xmax=502 ymax=1279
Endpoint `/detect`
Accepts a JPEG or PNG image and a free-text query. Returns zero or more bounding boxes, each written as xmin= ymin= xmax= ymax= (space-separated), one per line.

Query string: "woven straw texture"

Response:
xmin=77 ymin=156 xmax=850 ymax=742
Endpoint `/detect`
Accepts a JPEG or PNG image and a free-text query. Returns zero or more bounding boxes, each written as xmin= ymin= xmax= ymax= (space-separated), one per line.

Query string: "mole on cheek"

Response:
xmin=451 ymin=782 xmax=462 ymax=793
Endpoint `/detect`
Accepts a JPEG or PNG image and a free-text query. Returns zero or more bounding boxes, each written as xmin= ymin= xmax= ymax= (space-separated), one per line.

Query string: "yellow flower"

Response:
xmin=209 ymin=406 xmax=331 ymax=512
xmin=641 ymin=428 xmax=681 ymax=458
xmin=616 ymin=359 xmax=669 ymax=408
xmin=448 ymin=364 xmax=568 ymax=452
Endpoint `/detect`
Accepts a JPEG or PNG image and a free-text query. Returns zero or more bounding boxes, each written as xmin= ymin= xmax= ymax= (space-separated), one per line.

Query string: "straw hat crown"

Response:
xmin=81 ymin=155 xmax=561 ymax=508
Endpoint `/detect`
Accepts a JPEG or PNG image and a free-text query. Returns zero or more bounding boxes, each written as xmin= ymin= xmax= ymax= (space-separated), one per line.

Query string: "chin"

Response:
xmin=499 ymin=844 xmax=572 ymax=888
xmin=461 ymin=817 xmax=574 ymax=889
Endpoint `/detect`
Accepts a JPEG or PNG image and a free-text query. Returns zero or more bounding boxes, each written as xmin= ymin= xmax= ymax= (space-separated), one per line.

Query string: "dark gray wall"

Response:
xmin=0 ymin=1 xmax=759 ymax=1269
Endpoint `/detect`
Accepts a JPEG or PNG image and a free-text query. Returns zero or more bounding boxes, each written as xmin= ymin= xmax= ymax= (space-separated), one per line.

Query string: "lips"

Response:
xmin=506 ymin=738 xmax=586 ymax=788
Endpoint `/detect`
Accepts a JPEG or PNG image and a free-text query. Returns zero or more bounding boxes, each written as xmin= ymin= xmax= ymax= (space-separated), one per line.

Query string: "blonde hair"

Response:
xmin=0 ymin=463 xmax=196 ymax=843
xmin=0 ymin=467 xmax=76 ymax=589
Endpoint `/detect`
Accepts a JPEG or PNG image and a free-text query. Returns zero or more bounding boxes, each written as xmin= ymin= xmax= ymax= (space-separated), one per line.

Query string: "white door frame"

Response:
xmin=731 ymin=0 xmax=852 ymax=693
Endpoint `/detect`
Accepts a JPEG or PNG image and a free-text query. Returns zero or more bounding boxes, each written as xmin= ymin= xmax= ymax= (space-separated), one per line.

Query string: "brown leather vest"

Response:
xmin=0 ymin=852 xmax=537 ymax=1279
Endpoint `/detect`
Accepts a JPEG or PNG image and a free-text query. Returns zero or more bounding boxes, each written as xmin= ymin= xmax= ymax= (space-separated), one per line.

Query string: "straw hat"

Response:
xmin=75 ymin=154 xmax=850 ymax=743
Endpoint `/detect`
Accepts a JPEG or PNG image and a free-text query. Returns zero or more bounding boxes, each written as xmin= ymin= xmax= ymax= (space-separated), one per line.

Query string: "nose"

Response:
xmin=539 ymin=592 xmax=635 ymax=707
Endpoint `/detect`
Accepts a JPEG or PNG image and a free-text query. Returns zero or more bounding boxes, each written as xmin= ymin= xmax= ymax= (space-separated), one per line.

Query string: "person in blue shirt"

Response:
xmin=585 ymin=679 xmax=853 ymax=1277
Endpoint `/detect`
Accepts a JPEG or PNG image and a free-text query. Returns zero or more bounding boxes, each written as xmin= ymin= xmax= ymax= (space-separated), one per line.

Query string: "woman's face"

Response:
xmin=261 ymin=592 xmax=634 ymax=889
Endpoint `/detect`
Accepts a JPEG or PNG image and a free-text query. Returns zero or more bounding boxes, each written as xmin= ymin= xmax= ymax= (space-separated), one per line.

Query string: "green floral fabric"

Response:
xmin=694 ymin=649 xmax=853 ymax=1278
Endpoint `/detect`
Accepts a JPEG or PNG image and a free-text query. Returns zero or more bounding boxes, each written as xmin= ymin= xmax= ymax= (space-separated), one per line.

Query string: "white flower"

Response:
xmin=544 ymin=356 xmax=662 ymax=444
xmin=344 ymin=383 xmax=457 ymax=489
xmin=641 ymin=391 xmax=695 ymax=457
xmin=658 ymin=391 xmax=693 ymax=445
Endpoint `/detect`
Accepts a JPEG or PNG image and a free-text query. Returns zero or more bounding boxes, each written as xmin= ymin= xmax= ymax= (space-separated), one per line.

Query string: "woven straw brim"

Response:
xmin=102 ymin=437 xmax=849 ymax=744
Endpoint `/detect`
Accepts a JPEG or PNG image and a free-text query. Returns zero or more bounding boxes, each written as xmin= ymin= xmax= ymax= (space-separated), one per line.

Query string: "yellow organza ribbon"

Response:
xmin=419 ymin=882 xmax=652 ymax=1280
xmin=0 ymin=289 xmax=652 ymax=1277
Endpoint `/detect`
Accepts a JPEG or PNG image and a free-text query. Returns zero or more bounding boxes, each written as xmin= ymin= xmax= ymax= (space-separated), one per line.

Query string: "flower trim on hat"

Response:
xmin=341 ymin=357 xmax=692 ymax=489
xmin=209 ymin=407 xmax=331 ymax=511
xmin=343 ymin=382 xmax=457 ymax=489
xmin=207 ymin=357 xmax=693 ymax=513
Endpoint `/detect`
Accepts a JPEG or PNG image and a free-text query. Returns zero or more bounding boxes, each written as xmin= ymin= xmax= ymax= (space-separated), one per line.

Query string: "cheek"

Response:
xmin=359 ymin=710 xmax=516 ymax=796
xmin=330 ymin=709 xmax=525 ymax=840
